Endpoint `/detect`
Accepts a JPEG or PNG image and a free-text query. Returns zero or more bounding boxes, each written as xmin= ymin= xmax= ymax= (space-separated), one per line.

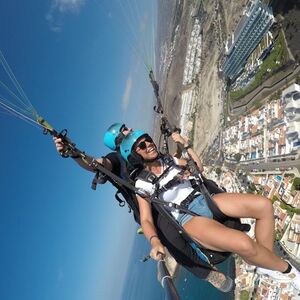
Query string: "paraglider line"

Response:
xmin=0 ymin=51 xmax=37 ymax=115
xmin=0 ymin=101 xmax=42 ymax=128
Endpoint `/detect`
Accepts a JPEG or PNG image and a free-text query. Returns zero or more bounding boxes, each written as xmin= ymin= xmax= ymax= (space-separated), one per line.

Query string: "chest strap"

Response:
xmin=154 ymin=170 xmax=186 ymax=195
xmin=180 ymin=181 xmax=201 ymax=208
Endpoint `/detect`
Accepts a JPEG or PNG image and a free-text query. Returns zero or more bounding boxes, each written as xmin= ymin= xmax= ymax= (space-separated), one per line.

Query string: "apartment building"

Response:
xmin=222 ymin=0 xmax=274 ymax=81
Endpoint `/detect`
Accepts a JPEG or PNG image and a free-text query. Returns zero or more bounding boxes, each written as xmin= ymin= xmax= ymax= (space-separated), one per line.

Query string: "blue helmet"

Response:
xmin=120 ymin=130 xmax=147 ymax=161
xmin=103 ymin=123 xmax=126 ymax=150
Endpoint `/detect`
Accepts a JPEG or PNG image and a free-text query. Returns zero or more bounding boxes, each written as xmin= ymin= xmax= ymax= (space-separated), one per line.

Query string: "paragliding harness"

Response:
xmin=135 ymin=154 xmax=202 ymax=210
xmin=145 ymin=69 xmax=249 ymax=266
xmin=38 ymin=69 xmax=248 ymax=273
xmin=39 ymin=120 xmax=234 ymax=269
xmin=91 ymin=152 xmax=141 ymax=225
xmin=133 ymin=151 xmax=248 ymax=266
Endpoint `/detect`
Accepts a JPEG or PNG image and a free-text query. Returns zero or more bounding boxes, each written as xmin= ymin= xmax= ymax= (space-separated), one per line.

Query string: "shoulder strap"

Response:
xmin=115 ymin=191 xmax=126 ymax=207
xmin=136 ymin=169 xmax=158 ymax=184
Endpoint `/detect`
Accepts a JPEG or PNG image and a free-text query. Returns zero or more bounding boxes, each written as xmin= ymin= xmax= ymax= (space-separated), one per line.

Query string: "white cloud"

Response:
xmin=46 ymin=0 xmax=86 ymax=32
xmin=122 ymin=75 xmax=132 ymax=111
xmin=122 ymin=75 xmax=133 ymax=112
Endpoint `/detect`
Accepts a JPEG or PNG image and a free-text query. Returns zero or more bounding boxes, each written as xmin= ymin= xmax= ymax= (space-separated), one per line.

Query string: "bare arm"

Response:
xmin=73 ymin=155 xmax=112 ymax=172
xmin=137 ymin=194 xmax=165 ymax=260
xmin=53 ymin=137 xmax=113 ymax=172
xmin=171 ymin=132 xmax=204 ymax=173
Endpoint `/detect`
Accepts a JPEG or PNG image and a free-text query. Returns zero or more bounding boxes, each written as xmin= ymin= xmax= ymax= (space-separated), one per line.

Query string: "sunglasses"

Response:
xmin=135 ymin=136 xmax=153 ymax=150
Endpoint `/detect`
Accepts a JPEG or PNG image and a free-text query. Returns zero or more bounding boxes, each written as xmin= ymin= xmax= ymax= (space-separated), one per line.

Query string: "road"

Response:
xmin=224 ymin=158 xmax=300 ymax=174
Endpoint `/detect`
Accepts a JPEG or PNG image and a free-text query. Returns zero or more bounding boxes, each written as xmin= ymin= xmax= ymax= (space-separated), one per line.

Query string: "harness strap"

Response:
xmin=180 ymin=188 xmax=200 ymax=208
xmin=151 ymin=155 xmax=190 ymax=198
xmin=155 ymin=163 xmax=173 ymax=182
xmin=155 ymin=173 xmax=184 ymax=194
xmin=45 ymin=124 xmax=222 ymax=269
xmin=91 ymin=171 xmax=108 ymax=190
xmin=115 ymin=191 xmax=126 ymax=207
xmin=149 ymin=196 xmax=200 ymax=217
xmin=154 ymin=155 xmax=176 ymax=182
xmin=137 ymin=157 xmax=204 ymax=216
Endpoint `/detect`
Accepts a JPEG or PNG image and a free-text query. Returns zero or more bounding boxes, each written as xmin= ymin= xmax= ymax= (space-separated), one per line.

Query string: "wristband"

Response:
xmin=149 ymin=235 xmax=158 ymax=243
xmin=184 ymin=142 xmax=192 ymax=150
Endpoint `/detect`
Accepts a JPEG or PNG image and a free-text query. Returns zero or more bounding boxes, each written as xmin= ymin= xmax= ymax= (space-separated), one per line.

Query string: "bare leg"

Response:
xmin=183 ymin=216 xmax=288 ymax=272
xmin=212 ymin=193 xmax=275 ymax=251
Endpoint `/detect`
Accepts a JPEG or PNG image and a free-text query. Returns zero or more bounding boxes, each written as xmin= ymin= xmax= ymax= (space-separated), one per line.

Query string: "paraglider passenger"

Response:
xmin=120 ymin=130 xmax=300 ymax=290
xmin=53 ymin=122 xmax=234 ymax=291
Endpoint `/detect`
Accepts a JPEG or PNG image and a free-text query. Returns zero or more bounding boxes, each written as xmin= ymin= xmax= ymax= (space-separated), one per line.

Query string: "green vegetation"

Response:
xmin=275 ymin=230 xmax=283 ymax=241
xmin=272 ymin=195 xmax=279 ymax=203
xmin=240 ymin=290 xmax=250 ymax=300
xmin=230 ymin=31 xmax=290 ymax=102
xmin=280 ymin=201 xmax=300 ymax=216
xmin=284 ymin=173 xmax=295 ymax=178
xmin=292 ymin=177 xmax=300 ymax=191
xmin=234 ymin=153 xmax=242 ymax=162
xmin=215 ymin=167 xmax=222 ymax=177
xmin=248 ymin=182 xmax=259 ymax=194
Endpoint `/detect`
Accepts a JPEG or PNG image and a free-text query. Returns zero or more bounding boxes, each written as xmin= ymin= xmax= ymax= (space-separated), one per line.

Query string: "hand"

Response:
xmin=171 ymin=132 xmax=188 ymax=146
xmin=150 ymin=240 xmax=165 ymax=261
xmin=53 ymin=137 xmax=66 ymax=154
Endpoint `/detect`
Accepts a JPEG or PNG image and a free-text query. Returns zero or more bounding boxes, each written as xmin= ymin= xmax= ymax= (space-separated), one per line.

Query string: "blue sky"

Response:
xmin=0 ymin=1 xmax=157 ymax=299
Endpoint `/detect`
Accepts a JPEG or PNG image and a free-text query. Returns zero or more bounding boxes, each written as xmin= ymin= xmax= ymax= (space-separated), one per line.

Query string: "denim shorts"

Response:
xmin=177 ymin=194 xmax=213 ymax=226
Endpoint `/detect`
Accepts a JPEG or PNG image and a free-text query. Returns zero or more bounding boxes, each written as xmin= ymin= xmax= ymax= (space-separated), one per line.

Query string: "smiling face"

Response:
xmin=134 ymin=135 xmax=159 ymax=161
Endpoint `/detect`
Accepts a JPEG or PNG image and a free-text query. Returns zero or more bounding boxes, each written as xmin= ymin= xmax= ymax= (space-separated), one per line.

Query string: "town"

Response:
xmin=170 ymin=0 xmax=300 ymax=298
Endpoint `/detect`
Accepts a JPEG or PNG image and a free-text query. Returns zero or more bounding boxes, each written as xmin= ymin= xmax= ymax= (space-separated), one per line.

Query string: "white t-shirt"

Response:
xmin=135 ymin=157 xmax=197 ymax=219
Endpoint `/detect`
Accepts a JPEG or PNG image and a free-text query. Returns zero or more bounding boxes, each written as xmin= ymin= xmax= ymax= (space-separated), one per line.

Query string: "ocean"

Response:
xmin=121 ymin=235 xmax=235 ymax=300
xmin=174 ymin=258 xmax=235 ymax=300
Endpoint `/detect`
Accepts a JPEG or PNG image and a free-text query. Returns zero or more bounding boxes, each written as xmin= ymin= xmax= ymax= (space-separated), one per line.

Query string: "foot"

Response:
xmin=257 ymin=263 xmax=300 ymax=290
xmin=256 ymin=268 xmax=293 ymax=282
xmin=206 ymin=270 xmax=233 ymax=293
xmin=256 ymin=267 xmax=292 ymax=282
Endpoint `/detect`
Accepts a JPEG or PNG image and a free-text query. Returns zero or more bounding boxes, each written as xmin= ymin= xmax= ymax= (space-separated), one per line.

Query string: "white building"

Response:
xmin=179 ymin=89 xmax=197 ymax=137
xmin=282 ymin=83 xmax=300 ymax=151
xmin=182 ymin=19 xmax=202 ymax=85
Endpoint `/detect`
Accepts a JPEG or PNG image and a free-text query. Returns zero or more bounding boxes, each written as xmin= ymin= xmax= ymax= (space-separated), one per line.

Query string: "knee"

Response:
xmin=257 ymin=196 xmax=273 ymax=215
xmin=235 ymin=235 xmax=257 ymax=258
